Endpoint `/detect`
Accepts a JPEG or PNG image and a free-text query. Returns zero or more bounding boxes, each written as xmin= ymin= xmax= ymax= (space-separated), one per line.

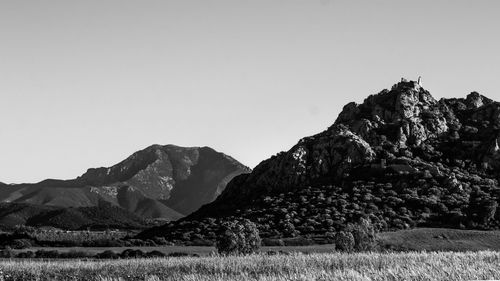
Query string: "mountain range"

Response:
xmin=140 ymin=79 xmax=500 ymax=242
xmin=0 ymin=145 xmax=250 ymax=229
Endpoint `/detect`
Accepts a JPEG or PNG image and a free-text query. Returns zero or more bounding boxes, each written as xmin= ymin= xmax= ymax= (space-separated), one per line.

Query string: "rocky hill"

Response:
xmin=139 ymin=79 xmax=500 ymax=242
xmin=0 ymin=145 xmax=250 ymax=228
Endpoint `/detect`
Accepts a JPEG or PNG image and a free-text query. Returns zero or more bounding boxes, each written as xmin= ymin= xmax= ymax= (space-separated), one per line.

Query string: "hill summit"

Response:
xmin=140 ymin=79 xmax=500 ymax=242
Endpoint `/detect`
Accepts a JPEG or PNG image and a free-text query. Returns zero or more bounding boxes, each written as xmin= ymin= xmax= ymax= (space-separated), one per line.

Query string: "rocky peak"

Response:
xmin=466 ymin=92 xmax=494 ymax=109
xmin=337 ymin=79 xmax=437 ymax=125
xmin=333 ymin=79 xmax=453 ymax=150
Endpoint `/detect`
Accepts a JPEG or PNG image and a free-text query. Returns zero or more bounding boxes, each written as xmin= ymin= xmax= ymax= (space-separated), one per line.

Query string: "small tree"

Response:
xmin=216 ymin=219 xmax=261 ymax=255
xmin=348 ymin=218 xmax=377 ymax=251
xmin=335 ymin=231 xmax=354 ymax=252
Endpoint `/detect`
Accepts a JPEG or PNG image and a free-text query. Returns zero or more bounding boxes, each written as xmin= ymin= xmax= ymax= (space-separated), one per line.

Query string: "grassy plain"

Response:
xmin=1 ymin=251 xmax=500 ymax=281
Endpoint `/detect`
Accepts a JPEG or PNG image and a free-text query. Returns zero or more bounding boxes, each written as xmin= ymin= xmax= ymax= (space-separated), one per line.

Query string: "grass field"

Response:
xmin=1 ymin=251 xmax=500 ymax=281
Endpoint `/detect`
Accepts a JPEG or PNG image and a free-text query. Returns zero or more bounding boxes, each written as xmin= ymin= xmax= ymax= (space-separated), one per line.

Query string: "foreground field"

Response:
xmin=1 ymin=251 xmax=500 ymax=281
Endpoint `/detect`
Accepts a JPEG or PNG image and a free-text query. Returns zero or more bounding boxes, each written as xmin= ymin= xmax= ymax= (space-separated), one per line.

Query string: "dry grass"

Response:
xmin=1 ymin=251 xmax=500 ymax=281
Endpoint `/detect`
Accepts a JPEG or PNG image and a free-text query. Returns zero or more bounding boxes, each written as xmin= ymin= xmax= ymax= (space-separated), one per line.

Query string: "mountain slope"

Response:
xmin=25 ymin=201 xmax=145 ymax=230
xmin=139 ymin=79 xmax=500 ymax=241
xmin=0 ymin=203 xmax=57 ymax=228
xmin=0 ymin=145 xmax=250 ymax=226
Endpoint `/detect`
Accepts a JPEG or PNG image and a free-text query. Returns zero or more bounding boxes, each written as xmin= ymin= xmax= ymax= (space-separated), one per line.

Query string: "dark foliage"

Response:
xmin=335 ymin=231 xmax=355 ymax=252
xmin=216 ymin=219 xmax=261 ymax=255
xmin=26 ymin=200 xmax=146 ymax=230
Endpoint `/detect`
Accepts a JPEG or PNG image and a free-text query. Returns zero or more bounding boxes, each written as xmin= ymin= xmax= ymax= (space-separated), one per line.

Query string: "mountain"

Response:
xmin=0 ymin=145 xmax=250 ymax=227
xmin=139 ymin=79 xmax=500 ymax=242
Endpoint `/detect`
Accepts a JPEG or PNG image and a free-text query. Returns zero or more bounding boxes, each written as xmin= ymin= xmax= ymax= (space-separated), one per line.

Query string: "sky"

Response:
xmin=1 ymin=0 xmax=500 ymax=184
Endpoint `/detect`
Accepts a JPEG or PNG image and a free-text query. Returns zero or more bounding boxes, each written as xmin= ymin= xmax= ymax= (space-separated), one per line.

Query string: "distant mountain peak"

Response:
xmin=0 ymin=144 xmax=250 ymax=228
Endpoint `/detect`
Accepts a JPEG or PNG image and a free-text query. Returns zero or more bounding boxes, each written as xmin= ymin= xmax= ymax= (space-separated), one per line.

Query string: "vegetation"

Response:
xmin=144 ymin=166 xmax=500 ymax=244
xmin=215 ymin=219 xmax=261 ymax=255
xmin=0 ymin=248 xmax=197 ymax=260
xmin=0 ymin=226 xmax=137 ymax=248
xmin=1 ymin=252 xmax=500 ymax=280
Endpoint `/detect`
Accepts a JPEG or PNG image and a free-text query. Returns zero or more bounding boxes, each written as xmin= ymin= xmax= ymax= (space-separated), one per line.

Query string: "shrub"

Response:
xmin=95 ymin=250 xmax=119 ymax=259
xmin=216 ymin=219 xmax=261 ymax=255
xmin=0 ymin=248 xmax=14 ymax=258
xmin=146 ymin=250 xmax=165 ymax=258
xmin=325 ymin=232 xmax=337 ymax=243
xmin=349 ymin=218 xmax=377 ymax=251
xmin=120 ymin=249 xmax=145 ymax=258
xmin=11 ymin=239 xmax=32 ymax=249
xmin=335 ymin=231 xmax=355 ymax=252
xmin=16 ymin=251 xmax=36 ymax=258
xmin=262 ymin=238 xmax=285 ymax=246
xmin=153 ymin=237 xmax=168 ymax=245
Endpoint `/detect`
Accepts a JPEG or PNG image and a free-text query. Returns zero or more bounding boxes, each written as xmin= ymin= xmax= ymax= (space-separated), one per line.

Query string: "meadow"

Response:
xmin=1 ymin=251 xmax=500 ymax=281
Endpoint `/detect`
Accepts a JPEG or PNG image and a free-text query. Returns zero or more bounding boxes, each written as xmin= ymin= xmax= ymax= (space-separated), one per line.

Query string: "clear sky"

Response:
xmin=1 ymin=0 xmax=499 ymax=183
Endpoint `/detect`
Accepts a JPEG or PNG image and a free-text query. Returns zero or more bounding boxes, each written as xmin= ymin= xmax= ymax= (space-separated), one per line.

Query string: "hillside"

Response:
xmin=25 ymin=201 xmax=146 ymax=230
xmin=0 ymin=202 xmax=145 ymax=230
xmin=139 ymin=79 xmax=500 ymax=242
xmin=0 ymin=145 xmax=250 ymax=227
xmin=0 ymin=203 xmax=57 ymax=227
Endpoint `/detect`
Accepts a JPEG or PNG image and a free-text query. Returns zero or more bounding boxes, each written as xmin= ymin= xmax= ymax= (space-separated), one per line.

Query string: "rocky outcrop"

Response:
xmin=138 ymin=79 xmax=500 ymax=241
xmin=178 ymin=79 xmax=500 ymax=219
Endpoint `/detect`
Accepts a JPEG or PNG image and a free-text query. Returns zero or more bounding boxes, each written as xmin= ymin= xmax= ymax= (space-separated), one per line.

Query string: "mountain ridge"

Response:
xmin=0 ymin=144 xmax=250 ymax=228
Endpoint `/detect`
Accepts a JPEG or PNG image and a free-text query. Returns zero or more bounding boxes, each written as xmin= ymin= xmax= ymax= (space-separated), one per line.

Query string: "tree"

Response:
xmin=334 ymin=231 xmax=354 ymax=252
xmin=468 ymin=187 xmax=498 ymax=226
xmin=281 ymin=221 xmax=298 ymax=237
xmin=348 ymin=218 xmax=377 ymax=251
xmin=216 ymin=219 xmax=261 ymax=255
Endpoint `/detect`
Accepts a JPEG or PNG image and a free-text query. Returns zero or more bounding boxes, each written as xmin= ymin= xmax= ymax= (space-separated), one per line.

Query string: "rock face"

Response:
xmin=0 ymin=145 xmax=250 ymax=225
xmin=139 ymin=79 xmax=500 ymax=241
xmin=213 ymin=81 xmax=455 ymax=202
